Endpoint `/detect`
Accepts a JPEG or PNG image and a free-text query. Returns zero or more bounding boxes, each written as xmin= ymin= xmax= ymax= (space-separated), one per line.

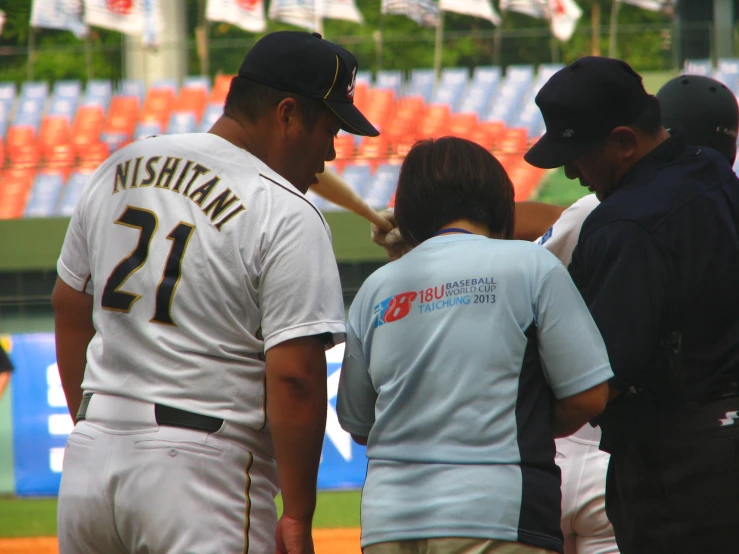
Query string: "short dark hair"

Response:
xmin=394 ymin=137 xmax=516 ymax=245
xmin=224 ymin=76 xmax=326 ymax=130
xmin=629 ymin=95 xmax=662 ymax=136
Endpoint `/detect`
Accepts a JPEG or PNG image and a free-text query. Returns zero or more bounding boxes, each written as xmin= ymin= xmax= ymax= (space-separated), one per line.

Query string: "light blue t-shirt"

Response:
xmin=337 ymin=234 xmax=613 ymax=552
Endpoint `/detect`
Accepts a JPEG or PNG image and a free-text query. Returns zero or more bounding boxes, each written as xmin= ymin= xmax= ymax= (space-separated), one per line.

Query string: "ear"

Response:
xmin=275 ymin=97 xmax=300 ymax=138
xmin=610 ymin=126 xmax=638 ymax=159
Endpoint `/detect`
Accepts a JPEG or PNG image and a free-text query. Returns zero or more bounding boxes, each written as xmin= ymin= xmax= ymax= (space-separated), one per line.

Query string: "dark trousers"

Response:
xmin=605 ymin=396 xmax=739 ymax=554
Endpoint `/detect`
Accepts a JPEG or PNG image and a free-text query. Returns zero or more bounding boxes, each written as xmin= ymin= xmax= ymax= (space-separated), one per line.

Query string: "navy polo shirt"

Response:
xmin=569 ymin=132 xmax=739 ymax=402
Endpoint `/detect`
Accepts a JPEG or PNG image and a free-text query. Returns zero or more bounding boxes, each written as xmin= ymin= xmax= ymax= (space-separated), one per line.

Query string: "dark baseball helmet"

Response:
xmin=656 ymin=75 xmax=739 ymax=164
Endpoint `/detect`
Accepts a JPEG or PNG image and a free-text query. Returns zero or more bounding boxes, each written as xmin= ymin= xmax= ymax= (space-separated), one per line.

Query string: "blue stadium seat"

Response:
xmin=440 ymin=67 xmax=469 ymax=86
xmin=505 ymin=65 xmax=535 ymax=84
xmin=20 ymin=81 xmax=49 ymax=100
xmin=13 ymin=99 xmax=45 ymax=129
xmin=457 ymin=82 xmax=496 ymax=117
xmin=199 ymin=104 xmax=223 ymax=132
xmin=375 ymin=70 xmax=403 ymax=95
xmin=48 ymin=97 xmax=78 ymax=120
xmin=134 ymin=122 xmax=162 ymax=141
xmin=713 ymin=71 xmax=739 ymax=94
xmin=183 ymin=75 xmax=211 ymax=91
xmin=364 ymin=164 xmax=400 ymax=208
xmin=406 ymin=68 xmax=436 ymax=101
xmin=118 ymin=79 xmax=146 ymax=101
xmin=25 ymin=173 xmax=64 ymax=218
xmin=151 ymin=78 xmax=178 ymax=93
xmin=56 ymin=172 xmax=90 ymax=216
xmin=472 ymin=66 xmax=502 ymax=86
xmin=340 ymin=165 xmax=372 ymax=198
xmin=683 ymin=59 xmax=712 ymax=76
xmin=52 ymin=80 xmax=82 ymax=100
xmin=83 ymin=80 xmax=113 ymax=108
xmin=718 ymin=58 xmax=739 ymax=74
xmin=167 ymin=112 xmax=197 ymax=134
xmin=0 ymin=82 xmax=17 ymax=103
xmin=100 ymin=131 xmax=130 ymax=153
xmin=356 ymin=70 xmax=372 ymax=87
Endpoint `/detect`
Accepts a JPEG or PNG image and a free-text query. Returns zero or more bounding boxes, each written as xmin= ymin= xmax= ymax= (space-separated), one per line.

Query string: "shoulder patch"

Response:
xmin=539 ymin=226 xmax=554 ymax=246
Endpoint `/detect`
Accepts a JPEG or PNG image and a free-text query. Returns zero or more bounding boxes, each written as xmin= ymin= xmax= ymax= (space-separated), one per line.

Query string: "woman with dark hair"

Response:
xmin=337 ymin=137 xmax=613 ymax=554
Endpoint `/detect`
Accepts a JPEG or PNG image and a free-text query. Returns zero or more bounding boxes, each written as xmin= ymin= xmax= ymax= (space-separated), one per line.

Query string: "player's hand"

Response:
xmin=275 ymin=514 xmax=314 ymax=554
xmin=370 ymin=209 xmax=413 ymax=261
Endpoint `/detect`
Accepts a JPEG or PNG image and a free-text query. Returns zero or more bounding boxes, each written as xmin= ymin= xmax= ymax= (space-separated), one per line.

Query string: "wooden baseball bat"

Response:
xmin=313 ymin=169 xmax=394 ymax=233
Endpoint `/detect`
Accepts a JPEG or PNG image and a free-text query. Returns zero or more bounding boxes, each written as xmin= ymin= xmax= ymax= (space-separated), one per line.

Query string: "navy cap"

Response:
xmin=525 ymin=56 xmax=652 ymax=169
xmin=238 ymin=31 xmax=379 ymax=137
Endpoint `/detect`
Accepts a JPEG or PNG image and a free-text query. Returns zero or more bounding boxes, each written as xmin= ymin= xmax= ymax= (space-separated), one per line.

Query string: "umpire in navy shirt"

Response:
xmin=525 ymin=57 xmax=739 ymax=554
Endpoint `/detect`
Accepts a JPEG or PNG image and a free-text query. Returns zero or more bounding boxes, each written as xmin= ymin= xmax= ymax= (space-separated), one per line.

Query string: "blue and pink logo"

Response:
xmin=373 ymin=291 xmax=417 ymax=328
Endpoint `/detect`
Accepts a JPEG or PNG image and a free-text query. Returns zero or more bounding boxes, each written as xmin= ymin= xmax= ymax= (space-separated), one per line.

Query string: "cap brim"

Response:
xmin=325 ymin=100 xmax=379 ymax=137
xmin=524 ymin=133 xmax=591 ymax=169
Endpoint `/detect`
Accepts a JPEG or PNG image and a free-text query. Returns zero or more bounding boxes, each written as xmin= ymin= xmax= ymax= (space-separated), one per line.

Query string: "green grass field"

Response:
xmin=0 ymin=491 xmax=362 ymax=538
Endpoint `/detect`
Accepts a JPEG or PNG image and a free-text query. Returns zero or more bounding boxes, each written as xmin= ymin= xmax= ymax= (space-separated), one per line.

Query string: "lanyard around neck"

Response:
xmin=433 ymin=228 xmax=474 ymax=237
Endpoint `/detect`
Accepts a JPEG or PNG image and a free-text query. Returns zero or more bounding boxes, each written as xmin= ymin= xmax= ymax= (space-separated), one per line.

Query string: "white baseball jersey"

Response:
xmin=57 ymin=133 xmax=346 ymax=432
xmin=536 ymin=193 xmax=601 ymax=267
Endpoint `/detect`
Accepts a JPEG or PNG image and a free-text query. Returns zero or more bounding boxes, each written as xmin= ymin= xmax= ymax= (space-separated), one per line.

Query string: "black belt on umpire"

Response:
xmin=76 ymin=393 xmax=224 ymax=433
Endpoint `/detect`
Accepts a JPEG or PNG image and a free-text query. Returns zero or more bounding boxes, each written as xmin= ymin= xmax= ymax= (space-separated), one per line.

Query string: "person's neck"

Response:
xmin=436 ymin=220 xmax=492 ymax=238
xmin=208 ymin=115 xmax=272 ymax=167
xmin=614 ymin=127 xmax=671 ymax=185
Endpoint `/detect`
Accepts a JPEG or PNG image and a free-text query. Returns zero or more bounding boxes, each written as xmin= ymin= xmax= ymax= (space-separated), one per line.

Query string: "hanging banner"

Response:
xmin=268 ymin=0 xmax=318 ymax=31
xmin=440 ymin=0 xmax=500 ymax=26
xmin=206 ymin=0 xmax=266 ymax=33
xmin=549 ymin=0 xmax=582 ymax=41
xmin=381 ymin=0 xmax=440 ymax=28
xmin=31 ymin=0 xmax=89 ymax=38
xmin=84 ymin=0 xmax=162 ymax=46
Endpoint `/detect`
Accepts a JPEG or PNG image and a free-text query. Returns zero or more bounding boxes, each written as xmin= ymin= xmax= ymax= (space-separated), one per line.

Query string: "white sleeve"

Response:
xmin=259 ymin=201 xmax=346 ymax=351
xmin=57 ymin=192 xmax=93 ymax=294
xmin=536 ymin=194 xmax=600 ymax=266
xmin=535 ymin=263 xmax=613 ymax=399
xmin=337 ymin=316 xmax=376 ymax=437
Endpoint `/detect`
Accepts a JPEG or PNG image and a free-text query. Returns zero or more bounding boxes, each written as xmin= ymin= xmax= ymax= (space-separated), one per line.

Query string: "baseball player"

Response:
xmin=52 ymin=31 xmax=378 ymax=554
xmin=370 ymin=73 xmax=739 ymax=554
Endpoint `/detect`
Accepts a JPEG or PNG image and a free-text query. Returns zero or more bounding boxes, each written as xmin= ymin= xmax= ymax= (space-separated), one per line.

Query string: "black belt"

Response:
xmin=76 ymin=394 xmax=224 ymax=434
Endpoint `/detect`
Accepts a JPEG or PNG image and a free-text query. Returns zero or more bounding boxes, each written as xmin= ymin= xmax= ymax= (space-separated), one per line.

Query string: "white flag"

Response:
xmin=323 ymin=0 xmax=363 ymax=24
xmin=499 ymin=0 xmax=546 ymax=19
xmin=381 ymin=0 xmax=440 ymax=27
xmin=269 ymin=0 xmax=318 ymax=31
xmin=0 ymin=10 xmax=6 ymax=36
xmin=440 ymin=0 xmax=500 ymax=26
xmin=619 ymin=0 xmax=673 ymax=11
xmin=31 ymin=0 xmax=88 ymax=38
xmin=206 ymin=0 xmax=266 ymax=32
xmin=549 ymin=0 xmax=582 ymax=41
xmin=84 ymin=0 xmax=162 ymax=46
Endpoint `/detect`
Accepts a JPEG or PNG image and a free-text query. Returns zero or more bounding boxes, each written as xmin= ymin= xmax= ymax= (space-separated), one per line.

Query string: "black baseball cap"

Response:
xmin=525 ymin=56 xmax=652 ymax=169
xmin=238 ymin=31 xmax=379 ymax=137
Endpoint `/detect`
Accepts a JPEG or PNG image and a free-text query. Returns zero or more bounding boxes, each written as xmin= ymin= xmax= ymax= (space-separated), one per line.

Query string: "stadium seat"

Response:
xmin=82 ymin=80 xmax=113 ymax=109
xmin=20 ymin=81 xmax=49 ymax=100
xmin=183 ymin=75 xmax=211 ymax=92
xmin=141 ymin=88 xmax=175 ymax=129
xmin=364 ymin=163 xmax=401 ymax=208
xmin=55 ymin=171 xmax=90 ymax=216
xmin=134 ymin=122 xmax=162 ymax=141
xmin=25 ymin=172 xmax=64 ymax=218
xmin=103 ymin=96 xmax=139 ymax=138
xmin=472 ymin=66 xmax=502 ymax=85
xmin=683 ymin=59 xmax=712 ymax=76
xmin=78 ymin=142 xmax=110 ymax=171
xmin=0 ymin=169 xmax=34 ymax=219
xmin=200 ymin=104 xmax=223 ymax=132
xmin=406 ymin=69 xmax=436 ymax=102
xmin=340 ymin=165 xmax=372 ymax=197
xmin=168 ymin=112 xmax=197 ymax=134
xmin=375 ymin=70 xmax=403 ymax=96
xmin=43 ymin=144 xmax=76 ymax=178
xmin=174 ymin=87 xmax=208 ymax=121
xmin=210 ymin=74 xmax=235 ymax=105
xmin=118 ymin=79 xmax=146 ymax=101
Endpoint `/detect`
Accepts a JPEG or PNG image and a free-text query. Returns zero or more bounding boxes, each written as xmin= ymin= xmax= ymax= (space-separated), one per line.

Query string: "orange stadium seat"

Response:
xmin=209 ymin=74 xmax=235 ymax=105
xmin=448 ymin=113 xmax=479 ymax=138
xmin=104 ymin=96 xmax=139 ymax=136
xmin=43 ymin=144 xmax=76 ymax=178
xmin=356 ymin=136 xmax=390 ymax=171
xmin=0 ymin=170 xmax=34 ymax=219
xmin=39 ymin=116 xmax=72 ymax=157
xmin=174 ymin=87 xmax=207 ymax=121
xmin=498 ymin=127 xmax=529 ymax=155
xmin=141 ymin=88 xmax=175 ymax=129
xmin=6 ymin=126 xmax=36 ymax=156
xmin=8 ymin=143 xmax=41 ymax=169
xmin=0 ymin=140 xmax=5 ymax=167
xmin=78 ymin=142 xmax=111 ymax=171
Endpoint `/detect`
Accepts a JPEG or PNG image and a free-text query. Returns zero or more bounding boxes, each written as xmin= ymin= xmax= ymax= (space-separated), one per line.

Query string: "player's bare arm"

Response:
xmin=313 ymin=169 xmax=394 ymax=232
xmin=267 ymin=334 xmax=329 ymax=553
xmin=51 ymin=278 xmax=95 ymax=421
xmin=514 ymin=201 xmax=566 ymax=241
xmin=552 ymin=382 xmax=609 ymax=438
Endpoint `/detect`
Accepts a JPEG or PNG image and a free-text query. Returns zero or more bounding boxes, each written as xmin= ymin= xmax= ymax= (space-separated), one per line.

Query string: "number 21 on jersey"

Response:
xmin=101 ymin=206 xmax=195 ymax=326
